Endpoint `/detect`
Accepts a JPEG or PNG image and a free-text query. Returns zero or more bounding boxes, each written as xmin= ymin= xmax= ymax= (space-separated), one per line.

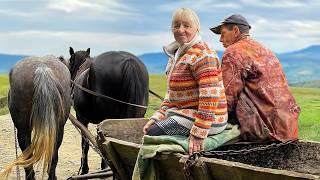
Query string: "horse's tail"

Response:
xmin=121 ymin=57 xmax=148 ymax=117
xmin=0 ymin=66 xmax=65 ymax=179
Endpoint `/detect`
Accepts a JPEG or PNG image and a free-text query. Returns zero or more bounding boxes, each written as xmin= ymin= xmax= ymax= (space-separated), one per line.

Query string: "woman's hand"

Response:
xmin=143 ymin=119 xmax=156 ymax=135
xmin=188 ymin=134 xmax=205 ymax=155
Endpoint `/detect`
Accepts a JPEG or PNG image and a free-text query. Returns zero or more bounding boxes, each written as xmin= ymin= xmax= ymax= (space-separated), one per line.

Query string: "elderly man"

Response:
xmin=210 ymin=14 xmax=300 ymax=142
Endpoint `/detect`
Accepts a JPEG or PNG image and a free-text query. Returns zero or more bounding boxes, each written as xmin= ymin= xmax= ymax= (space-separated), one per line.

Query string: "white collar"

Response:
xmin=163 ymin=34 xmax=202 ymax=74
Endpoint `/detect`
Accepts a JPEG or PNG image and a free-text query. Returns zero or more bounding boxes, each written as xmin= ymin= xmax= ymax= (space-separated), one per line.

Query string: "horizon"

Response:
xmin=0 ymin=0 xmax=319 ymax=57
xmin=1 ymin=44 xmax=319 ymax=57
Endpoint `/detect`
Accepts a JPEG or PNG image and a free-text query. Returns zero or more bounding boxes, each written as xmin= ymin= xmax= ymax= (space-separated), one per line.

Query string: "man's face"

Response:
xmin=219 ymin=25 xmax=237 ymax=48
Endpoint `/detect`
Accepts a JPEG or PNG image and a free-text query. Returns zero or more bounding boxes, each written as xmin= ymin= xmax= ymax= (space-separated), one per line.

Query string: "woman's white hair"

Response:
xmin=172 ymin=8 xmax=200 ymax=32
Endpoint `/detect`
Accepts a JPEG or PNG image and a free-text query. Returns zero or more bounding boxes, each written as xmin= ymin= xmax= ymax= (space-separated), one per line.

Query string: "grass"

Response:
xmin=0 ymin=74 xmax=319 ymax=141
xmin=291 ymin=87 xmax=320 ymax=141
xmin=0 ymin=74 xmax=9 ymax=115
xmin=145 ymin=74 xmax=167 ymax=117
xmin=0 ymin=74 xmax=9 ymax=96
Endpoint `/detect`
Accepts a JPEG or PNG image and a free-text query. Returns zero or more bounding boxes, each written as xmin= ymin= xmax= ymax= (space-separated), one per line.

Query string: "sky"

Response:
xmin=0 ymin=0 xmax=319 ymax=57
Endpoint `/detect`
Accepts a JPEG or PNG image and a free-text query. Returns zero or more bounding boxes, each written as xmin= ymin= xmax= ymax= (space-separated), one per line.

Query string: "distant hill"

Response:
xmin=278 ymin=45 xmax=320 ymax=84
xmin=290 ymin=80 xmax=320 ymax=88
xmin=0 ymin=45 xmax=319 ymax=86
xmin=138 ymin=45 xmax=320 ymax=85
xmin=138 ymin=50 xmax=224 ymax=74
xmin=138 ymin=52 xmax=168 ymax=74
xmin=0 ymin=54 xmax=26 ymax=73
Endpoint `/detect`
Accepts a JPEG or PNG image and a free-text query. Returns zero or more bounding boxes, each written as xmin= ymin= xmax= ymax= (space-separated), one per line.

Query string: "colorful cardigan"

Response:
xmin=151 ymin=41 xmax=228 ymax=139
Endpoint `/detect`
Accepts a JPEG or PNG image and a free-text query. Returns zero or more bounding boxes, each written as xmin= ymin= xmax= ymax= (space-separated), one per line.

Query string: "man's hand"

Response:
xmin=188 ymin=134 xmax=205 ymax=155
xmin=143 ymin=119 xmax=156 ymax=135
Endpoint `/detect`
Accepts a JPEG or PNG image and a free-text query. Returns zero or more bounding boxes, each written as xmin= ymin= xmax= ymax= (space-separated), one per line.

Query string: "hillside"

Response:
xmin=0 ymin=53 xmax=25 ymax=73
xmin=290 ymin=80 xmax=320 ymax=88
xmin=0 ymin=45 xmax=319 ymax=85
xmin=278 ymin=45 xmax=320 ymax=83
xmin=139 ymin=45 xmax=320 ymax=85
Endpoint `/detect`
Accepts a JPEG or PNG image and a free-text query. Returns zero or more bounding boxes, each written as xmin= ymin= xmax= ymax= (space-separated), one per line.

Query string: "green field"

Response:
xmin=0 ymin=74 xmax=319 ymax=141
xmin=0 ymin=74 xmax=9 ymax=115
xmin=290 ymin=87 xmax=320 ymax=141
xmin=0 ymin=74 xmax=9 ymax=96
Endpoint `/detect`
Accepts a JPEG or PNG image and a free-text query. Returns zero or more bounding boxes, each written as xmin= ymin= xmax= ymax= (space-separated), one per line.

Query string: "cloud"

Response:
xmin=0 ymin=0 xmax=319 ymax=55
xmin=252 ymin=18 xmax=320 ymax=37
xmin=48 ymin=0 xmax=103 ymax=13
xmin=0 ymin=0 xmax=142 ymax=21
xmin=200 ymin=16 xmax=320 ymax=53
xmin=240 ymin=0 xmax=305 ymax=8
xmin=47 ymin=0 xmax=141 ymax=19
xmin=0 ymin=30 xmax=172 ymax=56
xmin=0 ymin=8 xmax=38 ymax=17
xmin=249 ymin=18 xmax=320 ymax=52
xmin=158 ymin=0 xmax=240 ymax=12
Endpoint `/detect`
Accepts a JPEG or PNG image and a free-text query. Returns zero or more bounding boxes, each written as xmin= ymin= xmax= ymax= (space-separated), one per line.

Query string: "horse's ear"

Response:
xmin=58 ymin=56 xmax=64 ymax=62
xmin=58 ymin=56 xmax=68 ymax=66
xmin=86 ymin=48 xmax=90 ymax=56
xmin=69 ymin=47 xmax=74 ymax=55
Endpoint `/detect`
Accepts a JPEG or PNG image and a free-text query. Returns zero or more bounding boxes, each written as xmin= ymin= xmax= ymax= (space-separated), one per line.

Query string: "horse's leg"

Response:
xmin=100 ymin=158 xmax=108 ymax=170
xmin=80 ymin=125 xmax=90 ymax=174
xmin=17 ymin=130 xmax=35 ymax=180
xmin=77 ymin=114 xmax=90 ymax=175
xmin=47 ymin=125 xmax=65 ymax=180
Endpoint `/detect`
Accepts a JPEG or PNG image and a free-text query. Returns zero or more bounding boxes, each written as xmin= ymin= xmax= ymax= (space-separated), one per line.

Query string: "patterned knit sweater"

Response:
xmin=151 ymin=40 xmax=228 ymax=139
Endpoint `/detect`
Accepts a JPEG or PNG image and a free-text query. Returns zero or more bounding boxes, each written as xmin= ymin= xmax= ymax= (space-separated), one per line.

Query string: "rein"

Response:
xmin=70 ymin=56 xmax=164 ymax=109
xmin=71 ymin=79 xmax=148 ymax=109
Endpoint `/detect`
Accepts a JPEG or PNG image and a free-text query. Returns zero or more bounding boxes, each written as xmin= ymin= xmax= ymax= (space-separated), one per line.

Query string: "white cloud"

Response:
xmin=158 ymin=0 xmax=240 ymax=12
xmin=0 ymin=0 xmax=319 ymax=55
xmin=48 ymin=0 xmax=103 ymax=13
xmin=241 ymin=0 xmax=305 ymax=8
xmin=47 ymin=0 xmax=141 ymax=18
xmin=199 ymin=16 xmax=320 ymax=53
xmin=0 ymin=9 xmax=36 ymax=17
xmin=0 ymin=0 xmax=141 ymax=21
xmin=250 ymin=18 xmax=320 ymax=52
xmin=211 ymin=2 xmax=241 ymax=8
xmin=0 ymin=30 xmax=172 ymax=56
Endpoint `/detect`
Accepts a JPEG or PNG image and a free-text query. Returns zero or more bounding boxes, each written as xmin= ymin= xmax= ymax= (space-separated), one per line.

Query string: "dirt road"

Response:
xmin=0 ymin=113 xmax=104 ymax=179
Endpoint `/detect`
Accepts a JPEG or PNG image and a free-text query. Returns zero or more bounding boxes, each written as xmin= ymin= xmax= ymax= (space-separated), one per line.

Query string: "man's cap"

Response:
xmin=210 ymin=14 xmax=251 ymax=34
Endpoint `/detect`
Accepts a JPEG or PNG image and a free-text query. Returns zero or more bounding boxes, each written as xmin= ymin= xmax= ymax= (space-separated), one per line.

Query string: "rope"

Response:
xmin=13 ymin=126 xmax=21 ymax=180
xmin=70 ymin=56 xmax=163 ymax=108
xmin=69 ymin=120 xmax=106 ymax=175
xmin=71 ymin=80 xmax=148 ymax=109
xmin=149 ymin=89 xmax=164 ymax=101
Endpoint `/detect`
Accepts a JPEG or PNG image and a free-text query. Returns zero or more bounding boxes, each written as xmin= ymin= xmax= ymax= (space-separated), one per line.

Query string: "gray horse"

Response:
xmin=0 ymin=56 xmax=71 ymax=180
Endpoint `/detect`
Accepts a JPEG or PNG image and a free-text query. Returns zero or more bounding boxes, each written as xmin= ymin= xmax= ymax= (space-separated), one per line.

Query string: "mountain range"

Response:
xmin=0 ymin=54 xmax=26 ymax=73
xmin=1 ymin=45 xmax=319 ymax=85
xmin=139 ymin=45 xmax=320 ymax=85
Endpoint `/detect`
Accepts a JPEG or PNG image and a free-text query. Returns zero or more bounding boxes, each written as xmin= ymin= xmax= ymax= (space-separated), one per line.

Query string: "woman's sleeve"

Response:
xmin=150 ymin=93 xmax=176 ymax=121
xmin=189 ymin=54 xmax=228 ymax=139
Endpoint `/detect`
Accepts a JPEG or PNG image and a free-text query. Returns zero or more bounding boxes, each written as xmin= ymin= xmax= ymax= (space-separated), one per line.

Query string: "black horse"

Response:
xmin=67 ymin=47 xmax=149 ymax=174
xmin=0 ymin=56 xmax=71 ymax=180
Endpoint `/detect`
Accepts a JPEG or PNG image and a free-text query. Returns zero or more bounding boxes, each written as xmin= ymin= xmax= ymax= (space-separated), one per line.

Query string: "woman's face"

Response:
xmin=172 ymin=19 xmax=197 ymax=45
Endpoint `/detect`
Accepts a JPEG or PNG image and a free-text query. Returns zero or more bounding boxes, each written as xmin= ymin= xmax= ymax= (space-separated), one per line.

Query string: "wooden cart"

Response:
xmin=96 ymin=118 xmax=320 ymax=180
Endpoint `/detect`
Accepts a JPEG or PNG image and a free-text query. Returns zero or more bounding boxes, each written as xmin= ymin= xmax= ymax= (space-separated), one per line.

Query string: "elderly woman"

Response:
xmin=143 ymin=8 xmax=228 ymax=154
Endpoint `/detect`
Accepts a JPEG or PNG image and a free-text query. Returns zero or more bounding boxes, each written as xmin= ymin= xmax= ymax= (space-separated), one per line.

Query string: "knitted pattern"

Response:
xmin=151 ymin=41 xmax=228 ymax=139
